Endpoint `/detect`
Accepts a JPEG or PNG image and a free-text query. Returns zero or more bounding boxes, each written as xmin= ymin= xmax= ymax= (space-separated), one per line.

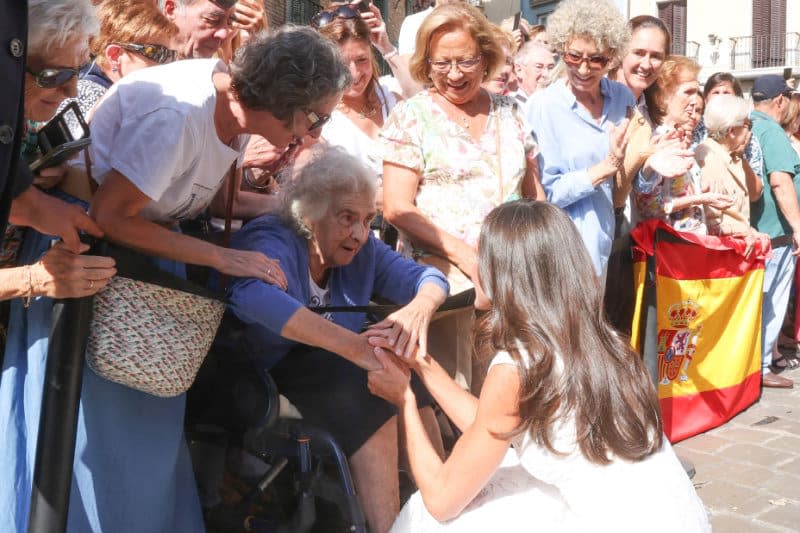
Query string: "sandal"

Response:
xmin=770 ymin=354 xmax=800 ymax=374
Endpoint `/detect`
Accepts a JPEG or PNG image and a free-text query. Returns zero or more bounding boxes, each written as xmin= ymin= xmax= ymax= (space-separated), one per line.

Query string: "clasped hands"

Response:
xmin=362 ymin=293 xmax=441 ymax=406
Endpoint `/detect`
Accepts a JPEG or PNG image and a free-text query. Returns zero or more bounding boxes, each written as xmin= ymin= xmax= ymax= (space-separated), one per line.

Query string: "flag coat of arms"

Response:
xmin=630 ymin=220 xmax=767 ymax=442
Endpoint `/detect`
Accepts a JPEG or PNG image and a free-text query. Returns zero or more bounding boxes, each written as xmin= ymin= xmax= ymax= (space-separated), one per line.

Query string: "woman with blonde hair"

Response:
xmin=73 ymin=0 xmax=180 ymax=117
xmin=382 ymin=2 xmax=543 ymax=392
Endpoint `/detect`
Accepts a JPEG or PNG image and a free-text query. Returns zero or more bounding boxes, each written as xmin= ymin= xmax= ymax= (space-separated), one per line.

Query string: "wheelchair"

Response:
xmin=185 ymin=313 xmax=368 ymax=533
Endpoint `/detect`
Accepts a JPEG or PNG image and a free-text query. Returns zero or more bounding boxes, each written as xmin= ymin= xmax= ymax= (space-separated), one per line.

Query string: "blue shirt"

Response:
xmin=526 ymin=77 xmax=635 ymax=275
xmin=227 ymin=214 xmax=449 ymax=371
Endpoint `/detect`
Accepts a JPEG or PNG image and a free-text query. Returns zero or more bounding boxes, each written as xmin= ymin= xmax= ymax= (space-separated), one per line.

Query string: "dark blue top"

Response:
xmin=227 ymin=214 xmax=449 ymax=370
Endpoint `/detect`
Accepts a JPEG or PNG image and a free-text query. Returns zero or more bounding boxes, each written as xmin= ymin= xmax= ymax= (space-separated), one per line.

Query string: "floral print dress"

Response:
xmin=380 ymin=90 xmax=536 ymax=254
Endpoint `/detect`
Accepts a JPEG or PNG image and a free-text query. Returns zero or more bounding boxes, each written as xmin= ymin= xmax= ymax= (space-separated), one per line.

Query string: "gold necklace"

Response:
xmin=358 ymin=103 xmax=378 ymax=119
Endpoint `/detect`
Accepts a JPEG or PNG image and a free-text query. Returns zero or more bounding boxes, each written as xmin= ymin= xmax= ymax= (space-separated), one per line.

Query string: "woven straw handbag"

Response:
xmin=85 ymin=241 xmax=226 ymax=397
xmin=81 ymin=156 xmax=236 ymax=398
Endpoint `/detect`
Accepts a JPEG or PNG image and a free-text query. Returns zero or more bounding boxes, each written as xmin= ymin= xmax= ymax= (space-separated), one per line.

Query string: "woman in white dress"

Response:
xmin=367 ymin=200 xmax=711 ymax=532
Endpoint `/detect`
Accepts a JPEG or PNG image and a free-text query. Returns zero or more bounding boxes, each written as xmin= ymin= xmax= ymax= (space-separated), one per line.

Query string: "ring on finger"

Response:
xmin=88 ymin=280 xmax=94 ymax=290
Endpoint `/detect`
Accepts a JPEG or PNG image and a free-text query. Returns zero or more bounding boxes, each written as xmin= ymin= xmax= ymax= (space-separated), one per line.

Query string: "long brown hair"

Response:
xmin=316 ymin=13 xmax=380 ymax=108
xmin=475 ymin=200 xmax=663 ymax=464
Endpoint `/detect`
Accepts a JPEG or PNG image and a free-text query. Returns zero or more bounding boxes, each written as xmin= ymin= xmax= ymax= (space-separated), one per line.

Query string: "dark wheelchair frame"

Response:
xmin=184 ymin=284 xmax=474 ymax=533
xmin=185 ymin=312 xmax=369 ymax=533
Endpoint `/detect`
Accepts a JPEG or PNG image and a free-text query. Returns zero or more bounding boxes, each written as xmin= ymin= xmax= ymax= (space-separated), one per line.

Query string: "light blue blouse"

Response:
xmin=526 ymin=78 xmax=635 ymax=275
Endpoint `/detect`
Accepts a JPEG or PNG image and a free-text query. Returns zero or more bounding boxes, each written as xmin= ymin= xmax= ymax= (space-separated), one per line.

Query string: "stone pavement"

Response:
xmin=673 ymin=365 xmax=800 ymax=532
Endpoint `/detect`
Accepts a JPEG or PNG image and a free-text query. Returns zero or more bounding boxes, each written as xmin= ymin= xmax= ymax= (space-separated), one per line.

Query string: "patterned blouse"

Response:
xmin=634 ymin=125 xmax=706 ymax=234
xmin=380 ymin=89 xmax=536 ymax=252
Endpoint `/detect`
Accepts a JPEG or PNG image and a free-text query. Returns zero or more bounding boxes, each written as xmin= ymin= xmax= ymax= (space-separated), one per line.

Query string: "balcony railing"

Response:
xmin=728 ymin=32 xmax=800 ymax=70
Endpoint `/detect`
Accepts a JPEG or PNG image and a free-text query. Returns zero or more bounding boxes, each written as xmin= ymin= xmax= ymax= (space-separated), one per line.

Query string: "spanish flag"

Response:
xmin=630 ymin=220 xmax=767 ymax=443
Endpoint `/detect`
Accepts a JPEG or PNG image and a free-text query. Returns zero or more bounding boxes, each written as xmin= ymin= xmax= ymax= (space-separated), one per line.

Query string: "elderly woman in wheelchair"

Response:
xmin=220 ymin=145 xmax=448 ymax=533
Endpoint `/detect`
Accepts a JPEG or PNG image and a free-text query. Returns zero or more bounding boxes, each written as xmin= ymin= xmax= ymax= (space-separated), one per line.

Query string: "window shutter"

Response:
xmin=658 ymin=1 xmax=686 ymax=56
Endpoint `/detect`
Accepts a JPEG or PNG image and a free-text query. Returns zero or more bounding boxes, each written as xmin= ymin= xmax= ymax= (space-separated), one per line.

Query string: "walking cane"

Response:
xmin=27 ymin=240 xmax=101 ymax=533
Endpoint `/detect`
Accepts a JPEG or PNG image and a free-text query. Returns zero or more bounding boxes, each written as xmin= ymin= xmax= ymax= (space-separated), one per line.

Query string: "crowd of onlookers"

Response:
xmin=0 ymin=0 xmax=798 ymax=531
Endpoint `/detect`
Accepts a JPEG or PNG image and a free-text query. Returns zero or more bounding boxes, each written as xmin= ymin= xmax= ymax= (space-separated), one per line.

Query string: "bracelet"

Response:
xmin=382 ymin=48 xmax=398 ymax=60
xmin=23 ymin=265 xmax=33 ymax=308
xmin=242 ymin=167 xmax=273 ymax=191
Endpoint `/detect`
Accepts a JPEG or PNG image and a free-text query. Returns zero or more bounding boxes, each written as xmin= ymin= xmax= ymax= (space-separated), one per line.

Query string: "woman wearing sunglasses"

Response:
xmin=310 ymin=4 xmax=404 ymax=207
xmin=65 ymin=0 xmax=180 ymax=119
xmin=382 ymin=2 xmax=544 ymax=395
xmin=1 ymin=26 xmax=349 ymax=533
xmin=526 ymin=0 xmax=634 ymax=279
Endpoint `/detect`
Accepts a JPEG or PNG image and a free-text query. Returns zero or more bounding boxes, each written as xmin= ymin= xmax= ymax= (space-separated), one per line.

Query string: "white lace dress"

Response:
xmin=391 ymin=351 xmax=711 ymax=533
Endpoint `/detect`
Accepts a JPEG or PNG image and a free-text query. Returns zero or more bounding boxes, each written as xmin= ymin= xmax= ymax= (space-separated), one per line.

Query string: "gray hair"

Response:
xmin=546 ymin=0 xmax=629 ymax=58
xmin=279 ymin=146 xmax=377 ymax=238
xmin=230 ymin=26 xmax=351 ymax=122
xmin=28 ymin=0 xmax=98 ymax=57
xmin=515 ymin=42 xmax=551 ymax=66
xmin=704 ymin=95 xmax=751 ymax=141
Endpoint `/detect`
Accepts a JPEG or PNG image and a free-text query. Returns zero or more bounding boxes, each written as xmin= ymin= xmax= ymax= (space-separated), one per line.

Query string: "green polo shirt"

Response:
xmin=749 ymin=110 xmax=800 ymax=238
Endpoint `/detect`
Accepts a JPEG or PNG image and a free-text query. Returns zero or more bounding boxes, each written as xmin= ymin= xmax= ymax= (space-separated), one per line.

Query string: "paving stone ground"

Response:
xmin=673 ymin=364 xmax=800 ymax=532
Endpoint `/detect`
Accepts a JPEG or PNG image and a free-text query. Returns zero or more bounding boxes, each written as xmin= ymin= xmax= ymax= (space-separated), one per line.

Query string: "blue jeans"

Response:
xmin=761 ymin=245 xmax=796 ymax=373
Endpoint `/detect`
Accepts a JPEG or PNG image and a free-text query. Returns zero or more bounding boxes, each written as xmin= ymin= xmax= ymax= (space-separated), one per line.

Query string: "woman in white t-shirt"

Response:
xmin=0 ymin=28 xmax=350 ymax=533
xmin=367 ymin=200 xmax=710 ymax=532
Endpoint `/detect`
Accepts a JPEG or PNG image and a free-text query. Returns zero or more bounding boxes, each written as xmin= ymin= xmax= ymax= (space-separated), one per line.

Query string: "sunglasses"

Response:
xmin=561 ymin=51 xmax=610 ymax=70
xmin=310 ymin=5 xmax=359 ymax=29
xmin=741 ymin=118 xmax=753 ymax=130
xmin=25 ymin=65 xmax=82 ymax=88
xmin=306 ymin=109 xmax=331 ymax=132
xmin=117 ymin=43 xmax=178 ymax=65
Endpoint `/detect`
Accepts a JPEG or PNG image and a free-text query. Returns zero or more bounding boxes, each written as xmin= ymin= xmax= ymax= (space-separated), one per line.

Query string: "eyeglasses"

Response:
xmin=741 ymin=118 xmax=752 ymax=130
xmin=427 ymin=55 xmax=482 ymax=74
xmin=561 ymin=51 xmax=610 ymax=70
xmin=116 ymin=43 xmax=178 ymax=65
xmin=305 ymin=110 xmax=331 ymax=132
xmin=310 ymin=5 xmax=359 ymax=29
xmin=25 ymin=65 xmax=83 ymax=88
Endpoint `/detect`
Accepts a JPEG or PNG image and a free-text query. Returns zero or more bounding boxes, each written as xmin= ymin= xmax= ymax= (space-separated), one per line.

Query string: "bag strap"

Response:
xmin=309 ymin=288 xmax=476 ymax=317
xmin=83 ymin=148 xmax=98 ymax=196
xmin=222 ymin=161 xmax=237 ymax=248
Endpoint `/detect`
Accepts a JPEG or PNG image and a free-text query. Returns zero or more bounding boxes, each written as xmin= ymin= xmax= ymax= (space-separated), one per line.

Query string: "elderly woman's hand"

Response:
xmin=643 ymin=145 xmax=696 ymax=179
xmin=365 ymin=282 xmax=446 ymax=360
xmin=740 ymin=230 xmax=771 ymax=259
xmin=32 ymin=242 xmax=117 ymax=298
xmin=216 ymin=248 xmax=288 ymax=290
xmin=367 ymin=347 xmax=414 ymax=407
xmin=33 ymin=162 xmax=69 ymax=190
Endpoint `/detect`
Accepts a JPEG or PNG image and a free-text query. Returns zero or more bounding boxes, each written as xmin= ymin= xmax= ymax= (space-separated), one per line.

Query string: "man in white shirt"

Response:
xmin=162 ymin=0 xmax=235 ymax=58
xmin=397 ymin=0 xmax=463 ymax=56
xmin=512 ymin=42 xmax=555 ymax=105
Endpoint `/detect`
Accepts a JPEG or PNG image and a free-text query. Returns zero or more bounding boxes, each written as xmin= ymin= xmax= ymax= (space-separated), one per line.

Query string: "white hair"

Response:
xmin=280 ymin=146 xmax=377 ymax=238
xmin=514 ymin=42 xmax=552 ymax=66
xmin=704 ymin=95 xmax=751 ymax=141
xmin=28 ymin=0 xmax=98 ymax=57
